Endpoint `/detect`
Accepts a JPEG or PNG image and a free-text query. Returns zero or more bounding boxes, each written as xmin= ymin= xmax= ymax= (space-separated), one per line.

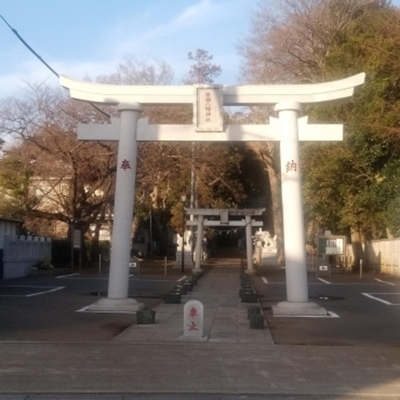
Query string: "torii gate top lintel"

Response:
xmin=60 ymin=73 xmax=365 ymax=106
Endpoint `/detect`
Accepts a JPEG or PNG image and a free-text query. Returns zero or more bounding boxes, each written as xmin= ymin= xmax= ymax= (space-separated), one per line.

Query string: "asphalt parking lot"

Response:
xmin=0 ymin=263 xmax=399 ymax=346
xmin=254 ymin=268 xmax=400 ymax=346
xmin=0 ymin=267 xmax=184 ymax=342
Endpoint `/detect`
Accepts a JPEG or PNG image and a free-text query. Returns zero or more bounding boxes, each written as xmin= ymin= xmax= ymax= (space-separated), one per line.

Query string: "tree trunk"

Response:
xmin=131 ymin=214 xmax=141 ymax=243
xmin=267 ymin=161 xmax=284 ymax=266
xmin=247 ymin=142 xmax=284 ymax=266
xmin=350 ymin=226 xmax=365 ymax=271
xmin=90 ymin=221 xmax=101 ymax=266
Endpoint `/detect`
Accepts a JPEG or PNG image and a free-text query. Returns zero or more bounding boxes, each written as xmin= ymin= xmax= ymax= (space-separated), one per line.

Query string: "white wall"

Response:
xmin=0 ymin=219 xmax=19 ymax=250
xmin=2 ymin=235 xmax=51 ymax=280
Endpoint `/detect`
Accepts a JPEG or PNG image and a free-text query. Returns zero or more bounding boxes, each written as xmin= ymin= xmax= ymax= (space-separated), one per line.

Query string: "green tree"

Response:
xmin=303 ymin=4 xmax=400 ymax=257
xmin=239 ymin=0 xmax=396 ymax=267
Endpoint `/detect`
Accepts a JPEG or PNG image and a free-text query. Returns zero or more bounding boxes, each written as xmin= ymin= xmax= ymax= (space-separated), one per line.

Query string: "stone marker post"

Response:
xmin=183 ymin=299 xmax=204 ymax=339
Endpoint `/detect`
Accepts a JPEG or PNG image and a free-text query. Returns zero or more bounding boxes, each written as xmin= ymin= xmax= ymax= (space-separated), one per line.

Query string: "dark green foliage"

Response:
xmin=303 ymin=5 xmax=400 ymax=240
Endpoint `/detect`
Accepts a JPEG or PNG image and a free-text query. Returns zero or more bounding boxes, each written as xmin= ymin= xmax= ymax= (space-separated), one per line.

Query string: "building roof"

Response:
xmin=0 ymin=217 xmax=22 ymax=223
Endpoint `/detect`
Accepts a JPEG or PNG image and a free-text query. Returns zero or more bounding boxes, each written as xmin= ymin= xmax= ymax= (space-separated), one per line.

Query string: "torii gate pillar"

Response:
xmin=88 ymin=103 xmax=144 ymax=313
xmin=271 ymin=101 xmax=325 ymax=316
xmin=193 ymin=215 xmax=204 ymax=274
xmin=245 ymin=214 xmax=255 ymax=275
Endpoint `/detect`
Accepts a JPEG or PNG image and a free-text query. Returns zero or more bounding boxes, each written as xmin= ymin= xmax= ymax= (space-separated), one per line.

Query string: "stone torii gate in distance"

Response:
xmin=60 ymin=72 xmax=365 ymax=316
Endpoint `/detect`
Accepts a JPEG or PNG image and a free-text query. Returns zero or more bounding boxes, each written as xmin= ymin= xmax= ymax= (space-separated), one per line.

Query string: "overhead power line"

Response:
xmin=1 ymin=14 xmax=59 ymax=77
xmin=0 ymin=14 xmax=110 ymax=118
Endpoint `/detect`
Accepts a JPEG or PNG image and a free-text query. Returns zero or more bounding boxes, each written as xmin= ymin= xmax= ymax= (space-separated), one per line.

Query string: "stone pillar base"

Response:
xmin=179 ymin=335 xmax=208 ymax=342
xmin=87 ymin=298 xmax=144 ymax=313
xmin=272 ymin=301 xmax=327 ymax=316
xmin=192 ymin=268 xmax=203 ymax=274
xmin=244 ymin=269 xmax=256 ymax=275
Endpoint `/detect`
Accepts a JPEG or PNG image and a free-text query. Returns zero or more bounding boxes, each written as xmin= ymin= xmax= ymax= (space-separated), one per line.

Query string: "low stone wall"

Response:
xmin=306 ymin=240 xmax=400 ymax=277
xmin=364 ymin=239 xmax=400 ymax=277
xmin=2 ymin=235 xmax=52 ymax=280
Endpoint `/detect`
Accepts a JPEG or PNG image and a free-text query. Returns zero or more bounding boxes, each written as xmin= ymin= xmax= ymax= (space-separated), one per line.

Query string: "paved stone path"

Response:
xmin=1 ymin=340 xmax=400 ymax=396
xmin=115 ymin=265 xmax=273 ymax=344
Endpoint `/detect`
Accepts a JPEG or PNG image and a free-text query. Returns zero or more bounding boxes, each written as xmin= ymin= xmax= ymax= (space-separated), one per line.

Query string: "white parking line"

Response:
xmin=26 ymin=286 xmax=65 ymax=297
xmin=0 ymin=285 xmax=55 ymax=288
xmin=327 ymin=311 xmax=340 ymax=318
xmin=0 ymin=285 xmax=66 ymax=297
xmin=317 ymin=278 xmax=331 ymax=284
xmin=76 ymin=306 xmax=90 ymax=312
xmin=262 ymin=277 xmax=268 ymax=284
xmin=362 ymin=293 xmax=393 ymax=305
xmin=56 ymin=273 xmax=80 ymax=279
xmin=63 ymin=276 xmax=107 ymax=280
xmin=274 ymin=311 xmax=339 ymax=318
xmin=269 ymin=282 xmax=388 ymax=285
xmin=374 ymin=278 xmax=397 ymax=286
xmin=177 ymin=276 xmax=187 ymax=282
xmin=76 ymin=305 xmax=136 ymax=314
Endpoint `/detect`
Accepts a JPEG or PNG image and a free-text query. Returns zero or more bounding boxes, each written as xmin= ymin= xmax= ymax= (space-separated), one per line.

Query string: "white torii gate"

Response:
xmin=185 ymin=208 xmax=265 ymax=274
xmin=60 ymin=73 xmax=365 ymax=315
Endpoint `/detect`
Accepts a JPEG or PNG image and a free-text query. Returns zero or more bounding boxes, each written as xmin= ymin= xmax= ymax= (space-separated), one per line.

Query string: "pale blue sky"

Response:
xmin=0 ymin=0 xmax=259 ymax=98
xmin=1 ymin=0 xmax=400 ymax=99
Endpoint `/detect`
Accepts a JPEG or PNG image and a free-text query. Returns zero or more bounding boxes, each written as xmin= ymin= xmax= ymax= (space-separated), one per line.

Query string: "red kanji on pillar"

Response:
xmin=120 ymin=159 xmax=131 ymax=171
